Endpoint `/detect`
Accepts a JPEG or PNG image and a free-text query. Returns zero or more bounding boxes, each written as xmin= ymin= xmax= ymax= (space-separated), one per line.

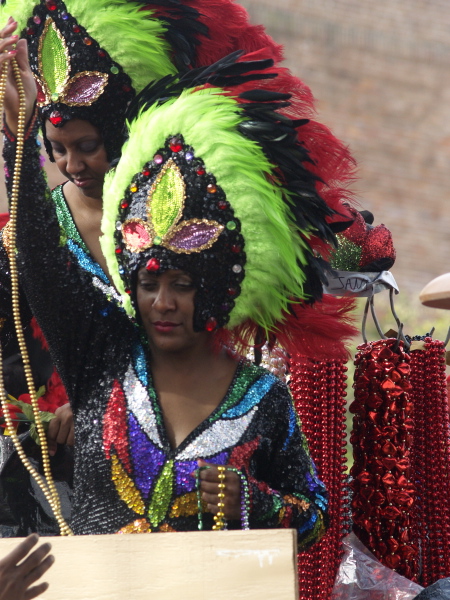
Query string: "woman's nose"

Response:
xmin=152 ymin=286 xmax=176 ymax=311
xmin=66 ymin=152 xmax=84 ymax=175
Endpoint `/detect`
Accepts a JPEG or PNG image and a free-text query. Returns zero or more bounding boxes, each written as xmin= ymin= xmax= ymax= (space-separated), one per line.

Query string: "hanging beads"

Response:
xmin=290 ymin=356 xmax=349 ymax=600
xmin=212 ymin=466 xmax=227 ymax=530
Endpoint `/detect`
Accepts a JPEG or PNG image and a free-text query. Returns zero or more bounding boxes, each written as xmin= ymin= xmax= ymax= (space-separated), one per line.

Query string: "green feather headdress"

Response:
xmin=101 ymin=75 xmax=335 ymax=335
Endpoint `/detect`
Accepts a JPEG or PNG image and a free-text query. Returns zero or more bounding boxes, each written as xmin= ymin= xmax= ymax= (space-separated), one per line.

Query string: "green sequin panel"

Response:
xmin=41 ymin=20 xmax=68 ymax=96
xmin=52 ymin=186 xmax=89 ymax=253
xmin=329 ymin=234 xmax=362 ymax=271
xmin=148 ymin=460 xmax=174 ymax=527
xmin=149 ymin=161 xmax=185 ymax=238
xmin=209 ymin=362 xmax=262 ymax=423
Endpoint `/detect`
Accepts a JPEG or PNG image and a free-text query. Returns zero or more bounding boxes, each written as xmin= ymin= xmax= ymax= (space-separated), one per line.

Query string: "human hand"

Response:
xmin=197 ymin=459 xmax=241 ymax=521
xmin=0 ymin=17 xmax=37 ymax=135
xmin=47 ymin=403 xmax=74 ymax=456
xmin=0 ymin=534 xmax=54 ymax=600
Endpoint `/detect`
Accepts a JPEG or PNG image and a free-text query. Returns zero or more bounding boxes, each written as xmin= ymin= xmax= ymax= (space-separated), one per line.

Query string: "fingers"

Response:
xmin=0 ymin=534 xmax=40 ymax=569
xmin=15 ymin=38 xmax=30 ymax=72
xmin=23 ymin=552 xmax=54 ymax=587
xmin=0 ymin=17 xmax=18 ymax=40
xmin=20 ymin=542 xmax=52 ymax=575
xmin=47 ymin=404 xmax=74 ymax=452
xmin=25 ymin=581 xmax=50 ymax=600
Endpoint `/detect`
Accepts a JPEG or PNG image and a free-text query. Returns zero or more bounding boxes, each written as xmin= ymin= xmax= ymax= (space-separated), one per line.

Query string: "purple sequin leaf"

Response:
xmin=122 ymin=219 xmax=152 ymax=252
xmin=165 ymin=219 xmax=224 ymax=253
xmin=63 ymin=71 xmax=109 ymax=106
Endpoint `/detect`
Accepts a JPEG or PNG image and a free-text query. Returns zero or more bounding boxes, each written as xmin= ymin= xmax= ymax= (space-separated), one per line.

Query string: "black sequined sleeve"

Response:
xmin=2 ymin=127 xmax=129 ymax=404
xmin=245 ymin=382 xmax=328 ymax=550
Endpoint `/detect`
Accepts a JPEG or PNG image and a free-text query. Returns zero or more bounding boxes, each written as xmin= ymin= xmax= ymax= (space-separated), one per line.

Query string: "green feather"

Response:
xmin=0 ymin=0 xmax=177 ymax=91
xmin=102 ymin=87 xmax=315 ymax=331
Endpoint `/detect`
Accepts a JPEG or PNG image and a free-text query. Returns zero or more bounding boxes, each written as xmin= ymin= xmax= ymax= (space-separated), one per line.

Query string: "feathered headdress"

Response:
xmin=100 ymin=55 xmax=349 ymax=355
xmin=0 ymin=0 xmax=208 ymax=159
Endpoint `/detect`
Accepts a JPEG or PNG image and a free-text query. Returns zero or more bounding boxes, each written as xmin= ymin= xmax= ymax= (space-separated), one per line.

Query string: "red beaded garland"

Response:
xmin=409 ymin=338 xmax=450 ymax=586
xmin=350 ymin=339 xmax=419 ymax=582
xmin=290 ymin=356 xmax=349 ymax=600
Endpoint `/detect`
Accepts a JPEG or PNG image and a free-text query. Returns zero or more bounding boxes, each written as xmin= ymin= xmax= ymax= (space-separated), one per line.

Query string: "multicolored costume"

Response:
xmin=3 ymin=88 xmax=328 ymax=542
xmin=1 ymin=0 xmax=358 ymax=549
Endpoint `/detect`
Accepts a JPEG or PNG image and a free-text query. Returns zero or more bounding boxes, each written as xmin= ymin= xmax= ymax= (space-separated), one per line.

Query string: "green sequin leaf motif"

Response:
xmin=148 ymin=460 xmax=174 ymax=528
xmin=39 ymin=18 xmax=69 ymax=101
xmin=148 ymin=159 xmax=185 ymax=239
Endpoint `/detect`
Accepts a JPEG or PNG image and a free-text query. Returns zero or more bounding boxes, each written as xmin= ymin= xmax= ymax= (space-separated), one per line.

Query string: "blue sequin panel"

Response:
xmin=67 ymin=239 xmax=109 ymax=284
xmin=222 ymin=373 xmax=277 ymax=419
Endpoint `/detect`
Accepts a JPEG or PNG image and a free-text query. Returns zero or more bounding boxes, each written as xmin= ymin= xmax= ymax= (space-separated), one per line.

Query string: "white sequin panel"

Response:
xmin=92 ymin=276 xmax=123 ymax=304
xmin=123 ymin=365 xmax=163 ymax=449
xmin=176 ymin=407 xmax=258 ymax=461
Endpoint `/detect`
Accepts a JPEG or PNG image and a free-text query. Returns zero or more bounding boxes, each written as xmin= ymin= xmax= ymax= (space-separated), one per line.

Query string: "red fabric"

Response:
xmin=0 ymin=213 xmax=9 ymax=230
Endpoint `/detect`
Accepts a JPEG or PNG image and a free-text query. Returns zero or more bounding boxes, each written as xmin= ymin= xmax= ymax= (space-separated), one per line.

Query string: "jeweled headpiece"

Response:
xmin=1 ymin=0 xmax=207 ymax=160
xmin=101 ymin=57 xmax=341 ymax=339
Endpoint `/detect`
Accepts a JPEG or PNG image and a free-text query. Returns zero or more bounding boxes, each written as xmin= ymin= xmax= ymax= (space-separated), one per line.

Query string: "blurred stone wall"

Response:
xmin=240 ymin=0 xmax=450 ymax=302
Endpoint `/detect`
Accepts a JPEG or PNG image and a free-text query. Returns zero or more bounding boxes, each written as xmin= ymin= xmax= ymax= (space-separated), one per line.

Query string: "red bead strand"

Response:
xmin=410 ymin=339 xmax=450 ymax=586
xmin=290 ymin=356 xmax=349 ymax=600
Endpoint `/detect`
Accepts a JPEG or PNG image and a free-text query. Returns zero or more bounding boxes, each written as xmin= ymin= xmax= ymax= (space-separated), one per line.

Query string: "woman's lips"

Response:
xmin=73 ymin=178 xmax=93 ymax=188
xmin=152 ymin=321 xmax=181 ymax=333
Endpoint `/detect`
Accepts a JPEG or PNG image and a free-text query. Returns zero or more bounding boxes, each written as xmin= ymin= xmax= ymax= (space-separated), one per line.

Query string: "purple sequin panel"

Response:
xmin=128 ymin=413 xmax=165 ymax=499
xmin=175 ymin=461 xmax=197 ymax=495
xmin=65 ymin=74 xmax=107 ymax=105
xmin=169 ymin=222 xmax=220 ymax=251
xmin=174 ymin=451 xmax=230 ymax=495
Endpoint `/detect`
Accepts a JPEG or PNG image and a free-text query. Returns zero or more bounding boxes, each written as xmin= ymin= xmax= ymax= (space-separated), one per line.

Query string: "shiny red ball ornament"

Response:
xmin=45 ymin=0 xmax=57 ymax=10
xmin=146 ymin=258 xmax=160 ymax=272
xmin=98 ymin=50 xmax=106 ymax=58
xmin=231 ymin=245 xmax=241 ymax=254
xmin=73 ymin=24 xmax=81 ymax=33
xmin=115 ymin=247 xmax=122 ymax=255
xmin=49 ymin=111 xmax=63 ymax=126
xmin=205 ymin=317 xmax=217 ymax=332
xmin=169 ymin=139 xmax=182 ymax=153
xmin=217 ymin=201 xmax=228 ymax=210
xmin=142 ymin=170 xmax=151 ymax=177
xmin=196 ymin=168 xmax=205 ymax=176
xmin=26 ymin=27 xmax=34 ymax=35
xmin=120 ymin=201 xmax=129 ymax=209
xmin=227 ymin=288 xmax=237 ymax=296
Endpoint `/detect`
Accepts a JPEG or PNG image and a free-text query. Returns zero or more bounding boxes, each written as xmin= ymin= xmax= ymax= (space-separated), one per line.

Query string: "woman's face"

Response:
xmin=136 ymin=268 xmax=208 ymax=354
xmin=45 ymin=118 xmax=109 ymax=200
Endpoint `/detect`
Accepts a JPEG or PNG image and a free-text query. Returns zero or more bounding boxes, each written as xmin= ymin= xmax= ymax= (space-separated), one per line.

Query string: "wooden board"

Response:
xmin=0 ymin=529 xmax=298 ymax=600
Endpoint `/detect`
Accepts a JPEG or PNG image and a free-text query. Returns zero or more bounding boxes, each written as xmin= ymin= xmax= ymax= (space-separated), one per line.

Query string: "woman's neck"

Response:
xmin=64 ymin=181 xmax=103 ymax=213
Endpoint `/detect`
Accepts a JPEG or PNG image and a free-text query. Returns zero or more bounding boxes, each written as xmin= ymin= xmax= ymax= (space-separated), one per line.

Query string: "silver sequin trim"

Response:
xmin=176 ymin=407 xmax=258 ymax=460
xmin=123 ymin=365 xmax=163 ymax=449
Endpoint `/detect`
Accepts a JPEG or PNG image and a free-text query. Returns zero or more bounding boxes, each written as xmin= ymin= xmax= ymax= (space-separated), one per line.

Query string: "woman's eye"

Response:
xmin=52 ymin=146 xmax=65 ymax=155
xmin=79 ymin=142 xmax=98 ymax=153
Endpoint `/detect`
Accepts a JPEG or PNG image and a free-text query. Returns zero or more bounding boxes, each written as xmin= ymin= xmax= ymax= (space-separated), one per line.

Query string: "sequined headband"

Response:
xmin=114 ymin=134 xmax=245 ymax=332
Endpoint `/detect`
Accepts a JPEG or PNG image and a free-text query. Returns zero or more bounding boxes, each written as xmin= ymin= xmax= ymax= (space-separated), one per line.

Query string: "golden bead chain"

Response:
xmin=212 ymin=465 xmax=227 ymax=530
xmin=0 ymin=59 xmax=72 ymax=535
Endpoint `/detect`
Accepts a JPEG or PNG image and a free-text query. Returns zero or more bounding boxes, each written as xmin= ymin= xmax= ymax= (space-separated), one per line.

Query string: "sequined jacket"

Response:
xmin=2 ymin=131 xmax=328 ymax=547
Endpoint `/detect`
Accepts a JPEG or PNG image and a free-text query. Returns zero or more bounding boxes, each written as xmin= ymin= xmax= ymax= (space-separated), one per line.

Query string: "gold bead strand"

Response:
xmin=2 ymin=58 xmax=72 ymax=535
xmin=212 ymin=466 xmax=227 ymax=531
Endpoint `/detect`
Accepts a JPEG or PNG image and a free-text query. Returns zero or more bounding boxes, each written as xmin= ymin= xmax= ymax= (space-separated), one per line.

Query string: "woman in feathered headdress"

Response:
xmin=1 ymin=33 xmax=337 ymax=542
